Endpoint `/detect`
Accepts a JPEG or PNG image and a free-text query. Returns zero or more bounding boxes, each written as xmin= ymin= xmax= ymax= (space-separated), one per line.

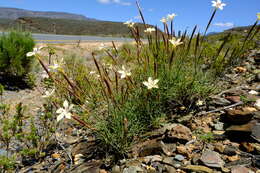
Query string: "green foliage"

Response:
xmin=34 ymin=7 xmax=259 ymax=158
xmin=0 ymin=102 xmax=57 ymax=171
xmin=0 ymin=31 xmax=36 ymax=76
xmin=0 ymin=155 xmax=16 ymax=172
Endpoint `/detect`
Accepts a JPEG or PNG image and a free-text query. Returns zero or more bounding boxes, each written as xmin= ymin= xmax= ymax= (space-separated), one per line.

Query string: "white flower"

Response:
xmin=249 ymin=90 xmax=258 ymax=95
xmin=118 ymin=65 xmax=131 ymax=79
xmin=42 ymin=89 xmax=55 ymax=98
xmin=143 ymin=77 xmax=159 ymax=90
xmin=255 ymin=99 xmax=260 ymax=110
xmin=167 ymin=13 xmax=177 ymax=21
xmin=144 ymin=27 xmax=156 ymax=34
xmin=74 ymin=154 xmax=84 ymax=165
xmin=211 ymin=0 xmax=226 ymax=10
xmin=124 ymin=20 xmax=135 ymax=28
xmin=169 ymin=37 xmax=183 ymax=48
xmin=160 ymin=17 xmax=168 ymax=23
xmin=56 ymin=100 xmax=74 ymax=122
xmin=196 ymin=100 xmax=204 ymax=106
xmin=49 ymin=63 xmax=60 ymax=72
xmin=257 ymin=13 xmax=260 ymax=20
xmin=89 ymin=71 xmax=96 ymax=75
xmin=41 ymin=71 xmax=49 ymax=79
xmin=26 ymin=46 xmax=44 ymax=57
xmin=98 ymin=43 xmax=108 ymax=50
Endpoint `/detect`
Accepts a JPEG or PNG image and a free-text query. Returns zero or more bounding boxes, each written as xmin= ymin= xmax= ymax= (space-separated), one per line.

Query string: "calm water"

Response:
xmin=0 ymin=32 xmax=133 ymax=43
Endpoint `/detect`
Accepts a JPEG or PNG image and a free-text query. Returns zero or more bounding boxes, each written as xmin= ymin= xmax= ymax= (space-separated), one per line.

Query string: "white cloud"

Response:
xmin=97 ymin=0 xmax=131 ymax=6
xmin=213 ymin=22 xmax=234 ymax=27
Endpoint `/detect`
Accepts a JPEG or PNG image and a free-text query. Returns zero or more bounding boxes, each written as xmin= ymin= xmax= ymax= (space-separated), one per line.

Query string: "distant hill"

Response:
xmin=0 ymin=7 xmax=151 ymax=37
xmin=0 ymin=17 xmax=149 ymax=37
xmin=0 ymin=7 xmax=94 ymax=21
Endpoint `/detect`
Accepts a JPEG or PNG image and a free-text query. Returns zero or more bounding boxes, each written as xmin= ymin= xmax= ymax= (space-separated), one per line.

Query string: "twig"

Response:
xmin=198 ymin=101 xmax=244 ymax=115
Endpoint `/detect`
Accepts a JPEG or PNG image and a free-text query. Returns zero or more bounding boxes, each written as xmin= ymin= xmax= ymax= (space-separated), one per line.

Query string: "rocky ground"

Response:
xmin=1 ymin=47 xmax=260 ymax=173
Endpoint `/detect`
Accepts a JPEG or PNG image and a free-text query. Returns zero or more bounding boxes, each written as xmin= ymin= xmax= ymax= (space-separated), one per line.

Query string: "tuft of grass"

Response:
xmin=33 ymin=3 xmax=259 ymax=158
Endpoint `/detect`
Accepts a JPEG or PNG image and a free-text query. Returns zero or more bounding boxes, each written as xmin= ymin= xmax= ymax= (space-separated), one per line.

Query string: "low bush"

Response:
xmin=0 ymin=31 xmax=36 ymax=88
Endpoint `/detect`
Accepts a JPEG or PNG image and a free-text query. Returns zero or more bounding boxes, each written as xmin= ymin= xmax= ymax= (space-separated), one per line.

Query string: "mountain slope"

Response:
xmin=0 ymin=7 xmax=93 ymax=20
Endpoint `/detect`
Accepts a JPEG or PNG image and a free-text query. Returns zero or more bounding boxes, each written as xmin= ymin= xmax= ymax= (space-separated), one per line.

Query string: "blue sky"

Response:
xmin=0 ymin=0 xmax=259 ymax=33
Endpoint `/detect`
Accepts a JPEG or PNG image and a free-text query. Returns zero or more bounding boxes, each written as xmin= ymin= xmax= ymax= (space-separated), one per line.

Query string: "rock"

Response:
xmin=223 ymin=146 xmax=237 ymax=156
xmin=174 ymin=154 xmax=185 ymax=161
xmin=231 ymin=166 xmax=250 ymax=173
xmin=225 ymin=96 xmax=241 ymax=103
xmin=214 ymin=143 xmax=225 ymax=153
xmin=255 ymin=99 xmax=260 ymax=110
xmin=71 ymin=139 xmax=99 ymax=160
xmin=225 ymin=158 xmax=252 ymax=168
xmin=226 ymin=120 xmax=257 ymax=134
xmin=227 ymin=155 xmax=240 ymax=162
xmin=122 ymin=166 xmax=144 ymax=173
xmin=200 ymin=150 xmax=225 ymax=168
xmin=183 ymin=165 xmax=213 ymax=173
xmin=111 ymin=165 xmax=121 ymax=173
xmin=252 ymin=143 xmax=260 ymax=154
xmin=210 ymin=96 xmax=231 ymax=106
xmin=248 ymin=90 xmax=259 ymax=95
xmin=51 ymin=153 xmax=61 ymax=160
xmin=225 ymin=107 xmax=256 ymax=124
xmin=253 ymin=155 xmax=260 ymax=168
xmin=69 ymin=160 xmax=102 ymax=173
xmin=137 ymin=140 xmax=165 ymax=157
xmin=214 ymin=122 xmax=224 ymax=131
xmin=255 ymin=73 xmax=260 ymax=82
xmin=164 ymin=165 xmax=176 ymax=173
xmin=251 ymin=123 xmax=260 ymax=142
xmin=142 ymin=155 xmax=163 ymax=163
xmin=99 ymin=169 xmax=107 ymax=173
xmin=240 ymin=142 xmax=255 ymax=153
xmin=164 ymin=124 xmax=192 ymax=143
xmin=162 ymin=157 xmax=175 ymax=166
xmin=176 ymin=145 xmax=190 ymax=157
xmin=234 ymin=67 xmax=247 ymax=73
xmin=74 ymin=154 xmax=85 ymax=165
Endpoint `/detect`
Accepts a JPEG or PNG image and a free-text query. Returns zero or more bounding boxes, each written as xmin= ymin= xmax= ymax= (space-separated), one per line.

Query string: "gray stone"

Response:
xmin=223 ymin=146 xmax=237 ymax=156
xmin=210 ymin=96 xmax=231 ymax=106
xmin=251 ymin=123 xmax=260 ymax=142
xmin=231 ymin=166 xmax=250 ymax=173
xmin=112 ymin=165 xmax=121 ymax=173
xmin=200 ymin=150 xmax=225 ymax=168
xmin=214 ymin=122 xmax=224 ymax=131
xmin=122 ymin=166 xmax=144 ymax=173
xmin=174 ymin=154 xmax=185 ymax=161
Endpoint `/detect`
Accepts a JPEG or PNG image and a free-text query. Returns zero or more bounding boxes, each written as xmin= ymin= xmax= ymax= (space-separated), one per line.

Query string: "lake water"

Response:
xmin=0 ymin=32 xmax=134 ymax=43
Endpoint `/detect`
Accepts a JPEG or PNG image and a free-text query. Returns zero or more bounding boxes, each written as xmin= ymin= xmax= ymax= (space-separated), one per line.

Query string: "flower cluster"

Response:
xmin=169 ymin=37 xmax=183 ymax=48
xmin=56 ymin=100 xmax=74 ymax=122
xmin=124 ymin=20 xmax=135 ymax=28
xmin=143 ymin=77 xmax=159 ymax=90
xmin=144 ymin=27 xmax=156 ymax=34
xmin=160 ymin=13 xmax=177 ymax=23
xmin=118 ymin=65 xmax=131 ymax=79
xmin=211 ymin=0 xmax=226 ymax=10
xmin=26 ymin=46 xmax=44 ymax=57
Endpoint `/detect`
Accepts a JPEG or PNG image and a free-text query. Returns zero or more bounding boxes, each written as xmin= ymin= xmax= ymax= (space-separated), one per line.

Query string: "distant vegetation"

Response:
xmin=0 ymin=17 xmax=149 ymax=37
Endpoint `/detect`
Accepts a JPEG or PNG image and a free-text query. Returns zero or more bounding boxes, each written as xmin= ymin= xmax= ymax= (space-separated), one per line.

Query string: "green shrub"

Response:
xmin=0 ymin=31 xmax=36 ymax=86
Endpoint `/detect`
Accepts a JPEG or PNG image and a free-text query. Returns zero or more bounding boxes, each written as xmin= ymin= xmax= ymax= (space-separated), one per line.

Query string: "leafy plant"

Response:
xmin=0 ymin=31 xmax=36 ymax=87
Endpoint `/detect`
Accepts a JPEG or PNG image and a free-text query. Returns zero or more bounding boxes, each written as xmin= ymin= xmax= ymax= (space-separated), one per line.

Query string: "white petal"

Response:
xmin=26 ymin=52 xmax=35 ymax=57
xmin=57 ymin=113 xmax=64 ymax=122
xmin=65 ymin=112 xmax=72 ymax=119
xmin=63 ymin=100 xmax=69 ymax=109
xmin=56 ymin=108 xmax=64 ymax=114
